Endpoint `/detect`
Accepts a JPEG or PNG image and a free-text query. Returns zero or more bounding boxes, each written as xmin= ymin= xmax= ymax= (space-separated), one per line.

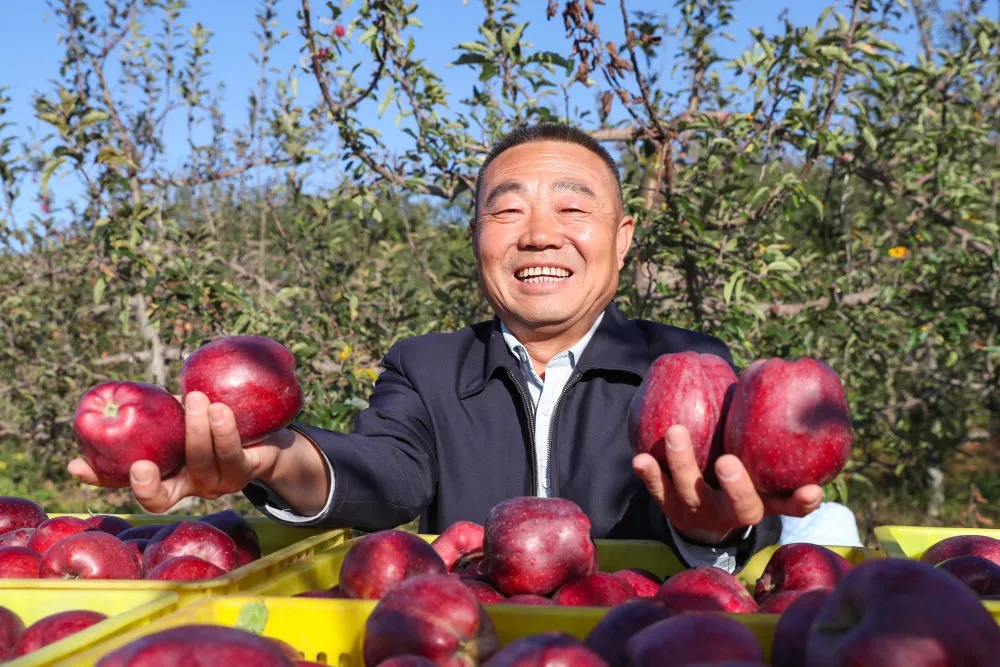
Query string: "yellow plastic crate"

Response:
xmin=0 ymin=513 xmax=347 ymax=604
xmin=56 ymin=595 xmax=782 ymax=666
xmin=245 ymin=533 xmax=879 ymax=597
xmin=0 ymin=589 xmax=179 ymax=667
xmin=874 ymin=525 xmax=1000 ymax=560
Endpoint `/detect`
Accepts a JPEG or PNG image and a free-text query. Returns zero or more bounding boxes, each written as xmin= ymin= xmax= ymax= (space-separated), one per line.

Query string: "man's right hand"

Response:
xmin=67 ymin=391 xmax=291 ymax=514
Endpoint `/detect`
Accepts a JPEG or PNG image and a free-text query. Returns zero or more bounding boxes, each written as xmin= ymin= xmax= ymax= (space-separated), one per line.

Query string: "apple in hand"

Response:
xmin=481 ymin=496 xmax=597 ymax=597
xmin=0 ymin=605 xmax=24 ymax=660
xmin=14 ymin=610 xmax=107 ymax=657
xmin=654 ymin=566 xmax=758 ymax=613
xmin=362 ymin=574 xmax=500 ymax=667
xmin=339 ymin=529 xmax=447 ymax=600
xmin=40 ymin=531 xmax=141 ymax=580
xmin=142 ymin=521 xmax=241 ymax=574
xmin=93 ymin=624 xmax=296 ymax=666
xmin=431 ymin=521 xmax=484 ymax=572
xmin=628 ymin=351 xmax=737 ymax=478
xmin=804 ymin=558 xmax=1000 ymax=666
xmin=724 ymin=357 xmax=853 ymax=494
xmin=180 ymin=335 xmax=305 ymax=444
xmin=0 ymin=547 xmax=42 ymax=578
xmin=73 ymin=381 xmax=187 ymax=487
xmin=0 ymin=497 xmax=48 ymax=536
xmin=27 ymin=516 xmax=95 ymax=555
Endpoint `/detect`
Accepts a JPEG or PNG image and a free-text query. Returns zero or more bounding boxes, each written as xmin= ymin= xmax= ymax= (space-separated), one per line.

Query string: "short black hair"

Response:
xmin=474 ymin=122 xmax=623 ymax=216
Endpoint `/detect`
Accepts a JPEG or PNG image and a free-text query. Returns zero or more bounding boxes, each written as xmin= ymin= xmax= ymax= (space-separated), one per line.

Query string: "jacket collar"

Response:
xmin=458 ymin=302 xmax=649 ymax=398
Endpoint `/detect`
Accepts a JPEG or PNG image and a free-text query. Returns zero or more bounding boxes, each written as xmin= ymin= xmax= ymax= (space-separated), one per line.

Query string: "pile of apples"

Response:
xmin=0 ymin=496 xmax=262 ymax=580
xmin=92 ymin=494 xmax=1000 ymax=666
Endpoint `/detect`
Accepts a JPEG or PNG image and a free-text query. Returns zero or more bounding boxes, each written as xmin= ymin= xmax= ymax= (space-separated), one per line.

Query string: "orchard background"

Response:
xmin=0 ymin=0 xmax=997 ymax=544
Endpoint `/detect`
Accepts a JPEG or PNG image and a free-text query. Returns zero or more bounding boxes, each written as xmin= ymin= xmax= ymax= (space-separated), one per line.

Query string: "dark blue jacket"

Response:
xmin=245 ymin=302 xmax=777 ymax=562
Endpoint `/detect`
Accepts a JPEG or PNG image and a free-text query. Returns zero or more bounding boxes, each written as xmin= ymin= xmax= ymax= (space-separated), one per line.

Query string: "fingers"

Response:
xmin=763 ymin=484 xmax=824 ymax=517
xmin=67 ymin=458 xmax=103 ymax=486
xmin=714 ymin=454 xmax=765 ymax=526
xmin=130 ymin=460 xmax=185 ymax=514
xmin=662 ymin=425 xmax=704 ymax=509
xmin=632 ymin=453 xmax=667 ymax=505
xmin=209 ymin=402 xmax=251 ymax=490
xmin=183 ymin=391 xmax=221 ymax=490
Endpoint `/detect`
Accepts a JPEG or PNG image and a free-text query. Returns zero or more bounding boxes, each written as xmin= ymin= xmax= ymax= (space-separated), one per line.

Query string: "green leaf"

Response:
xmin=501 ymin=23 xmax=528 ymax=55
xmin=378 ymin=84 xmax=395 ymax=117
xmin=977 ymin=29 xmax=990 ymax=56
xmin=723 ymin=270 xmax=744 ymax=304
xmin=93 ymin=277 xmax=107 ymax=305
xmin=860 ymin=126 xmax=878 ymax=151
xmin=767 ymin=259 xmax=796 ymax=272
xmin=236 ymin=602 xmax=269 ymax=635
xmin=79 ymin=110 xmax=110 ymax=127
xmin=451 ymin=53 xmax=486 ymax=66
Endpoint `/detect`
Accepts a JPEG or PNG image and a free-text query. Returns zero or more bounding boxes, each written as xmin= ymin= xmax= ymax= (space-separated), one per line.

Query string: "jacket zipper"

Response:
xmin=545 ymin=371 xmax=582 ymax=498
xmin=506 ymin=368 xmax=539 ymax=495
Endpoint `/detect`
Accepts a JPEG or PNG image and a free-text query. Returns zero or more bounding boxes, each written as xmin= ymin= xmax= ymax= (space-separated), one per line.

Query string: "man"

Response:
xmin=69 ymin=122 xmax=860 ymax=572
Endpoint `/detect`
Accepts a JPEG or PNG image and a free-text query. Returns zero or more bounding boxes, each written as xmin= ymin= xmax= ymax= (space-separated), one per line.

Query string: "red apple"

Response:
xmin=481 ymin=496 xmax=597 ymax=597
xmin=0 ymin=546 xmax=42 ymax=578
xmin=93 ymin=624 xmax=296 ymax=666
xmin=142 ymin=521 xmax=240 ymax=574
xmin=723 ymin=357 xmax=853 ymax=494
xmin=804 ymin=558 xmax=1000 ymax=666
xmin=145 ymin=555 xmax=227 ymax=581
xmin=362 ymin=574 xmax=499 ymax=667
xmin=935 ymin=556 xmax=1000 ymax=596
xmin=770 ymin=588 xmax=831 ymax=667
xmin=613 ymin=569 xmax=662 ymax=597
xmin=756 ymin=587 xmax=828 ymax=614
xmin=461 ymin=579 xmax=506 ymax=603
xmin=753 ymin=543 xmax=852 ymax=605
xmin=0 ymin=528 xmax=35 ymax=548
xmin=73 ymin=381 xmax=187 ymax=486
xmin=627 ymin=351 xmax=737 ymax=477
xmin=39 ymin=531 xmax=141 ymax=580
xmin=27 ymin=516 xmax=95 ymax=555
xmin=920 ymin=534 xmax=1000 ymax=566
xmin=338 ymin=529 xmax=447 ymax=600
xmin=179 ymin=335 xmax=305 ymax=444
xmin=85 ymin=515 xmax=133 ymax=536
xmin=483 ymin=632 xmax=608 ymax=667
xmin=431 ymin=521 xmax=484 ymax=572
xmin=13 ymin=610 xmax=107 ymax=657
xmin=552 ymin=572 xmax=636 ymax=607
xmin=377 ymin=657 xmax=438 ymax=667
xmin=198 ymin=509 xmax=263 ymax=567
xmin=0 ymin=605 xmax=24 ymax=660
xmin=0 ymin=497 xmax=48 ymax=536
xmin=627 ymin=612 xmax=765 ymax=666
xmin=654 ymin=566 xmax=758 ymax=613
xmin=584 ymin=599 xmax=674 ymax=667
xmin=502 ymin=594 xmax=556 ymax=605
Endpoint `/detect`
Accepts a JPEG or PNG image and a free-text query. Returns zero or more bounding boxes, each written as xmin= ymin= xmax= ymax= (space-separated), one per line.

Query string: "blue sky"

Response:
xmin=0 ymin=0 xmax=934 ymax=226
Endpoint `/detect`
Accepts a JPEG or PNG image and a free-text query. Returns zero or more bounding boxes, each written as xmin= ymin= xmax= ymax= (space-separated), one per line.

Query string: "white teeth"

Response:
xmin=516 ymin=266 xmax=571 ymax=279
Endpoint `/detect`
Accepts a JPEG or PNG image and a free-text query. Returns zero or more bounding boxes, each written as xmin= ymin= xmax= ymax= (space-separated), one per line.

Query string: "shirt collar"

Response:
xmin=499 ymin=311 xmax=606 ymax=372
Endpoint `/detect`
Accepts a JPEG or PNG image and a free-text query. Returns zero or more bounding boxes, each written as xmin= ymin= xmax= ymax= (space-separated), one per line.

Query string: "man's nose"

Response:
xmin=518 ymin=209 xmax=563 ymax=249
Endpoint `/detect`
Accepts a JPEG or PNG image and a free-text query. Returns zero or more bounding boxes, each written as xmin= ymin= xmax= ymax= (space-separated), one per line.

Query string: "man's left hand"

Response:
xmin=632 ymin=424 xmax=824 ymax=545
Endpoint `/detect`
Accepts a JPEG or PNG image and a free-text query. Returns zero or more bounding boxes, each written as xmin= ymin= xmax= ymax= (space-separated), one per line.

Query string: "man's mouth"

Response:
xmin=515 ymin=266 xmax=572 ymax=284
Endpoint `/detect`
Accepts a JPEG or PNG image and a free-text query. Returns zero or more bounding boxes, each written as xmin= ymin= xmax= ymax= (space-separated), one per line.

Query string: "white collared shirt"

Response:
xmin=500 ymin=312 xmax=605 ymax=497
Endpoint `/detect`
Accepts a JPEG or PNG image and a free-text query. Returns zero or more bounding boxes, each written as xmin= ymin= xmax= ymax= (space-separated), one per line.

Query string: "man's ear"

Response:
xmin=616 ymin=215 xmax=635 ymax=268
xmin=469 ymin=219 xmax=479 ymax=258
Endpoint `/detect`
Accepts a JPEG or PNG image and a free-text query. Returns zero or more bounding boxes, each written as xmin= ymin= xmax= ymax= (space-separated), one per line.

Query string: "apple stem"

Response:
xmin=103 ymin=401 xmax=119 ymax=418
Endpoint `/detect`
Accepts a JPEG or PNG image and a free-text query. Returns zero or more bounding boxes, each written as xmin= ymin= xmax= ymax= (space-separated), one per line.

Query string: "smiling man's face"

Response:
xmin=472 ymin=140 xmax=634 ymax=343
